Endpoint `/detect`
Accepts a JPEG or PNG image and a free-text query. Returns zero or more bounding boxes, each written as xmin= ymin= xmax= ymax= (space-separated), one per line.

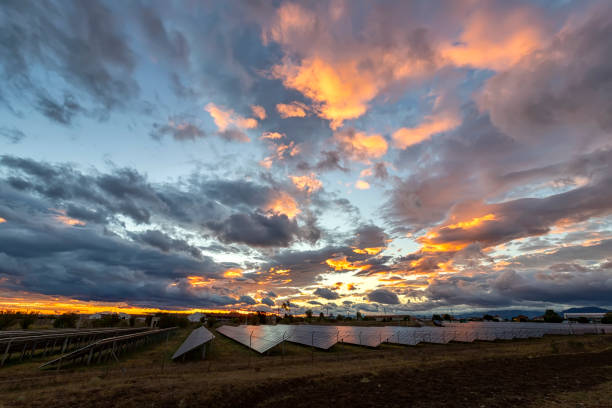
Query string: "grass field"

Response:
xmin=0 ymin=328 xmax=610 ymax=407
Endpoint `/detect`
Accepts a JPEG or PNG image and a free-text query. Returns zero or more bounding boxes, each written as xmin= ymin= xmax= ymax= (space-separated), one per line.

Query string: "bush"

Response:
xmin=19 ymin=312 xmax=38 ymax=329
xmin=601 ymin=312 xmax=612 ymax=324
xmin=92 ymin=313 xmax=121 ymax=328
xmin=156 ymin=313 xmax=189 ymax=329
xmin=0 ymin=310 xmax=18 ymax=329
xmin=53 ymin=313 xmax=79 ymax=328
xmin=543 ymin=309 xmax=563 ymax=323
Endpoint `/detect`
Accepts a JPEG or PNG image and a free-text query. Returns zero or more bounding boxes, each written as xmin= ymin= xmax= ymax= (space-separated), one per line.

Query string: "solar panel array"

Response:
xmin=1 ymin=327 xmax=148 ymax=367
xmin=218 ymin=322 xmax=611 ymax=352
xmin=39 ymin=327 xmax=177 ymax=369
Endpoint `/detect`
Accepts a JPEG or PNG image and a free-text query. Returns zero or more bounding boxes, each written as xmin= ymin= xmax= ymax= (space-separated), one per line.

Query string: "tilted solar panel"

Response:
xmin=171 ymin=326 xmax=214 ymax=360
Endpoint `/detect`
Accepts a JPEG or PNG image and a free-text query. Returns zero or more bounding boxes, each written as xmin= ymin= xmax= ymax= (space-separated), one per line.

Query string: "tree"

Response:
xmin=543 ymin=309 xmax=563 ymax=323
xmin=53 ymin=313 xmax=79 ymax=328
xmin=432 ymin=314 xmax=442 ymax=321
xmin=601 ymin=312 xmax=612 ymax=324
xmin=442 ymin=314 xmax=452 ymax=321
xmin=483 ymin=314 xmax=494 ymax=321
xmin=318 ymin=312 xmax=324 ymax=321
xmin=356 ymin=311 xmax=363 ymax=320
xmin=305 ymin=309 xmax=313 ymax=321
xmin=19 ymin=312 xmax=37 ymax=329
xmin=0 ymin=311 xmax=18 ymax=330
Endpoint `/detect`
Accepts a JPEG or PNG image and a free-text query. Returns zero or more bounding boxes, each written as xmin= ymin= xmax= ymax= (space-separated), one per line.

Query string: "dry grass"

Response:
xmin=0 ymin=330 xmax=610 ymax=407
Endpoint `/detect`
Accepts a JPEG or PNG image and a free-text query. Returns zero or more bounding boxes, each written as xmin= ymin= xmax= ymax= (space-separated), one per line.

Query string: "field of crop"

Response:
xmin=0 ymin=329 xmax=610 ymax=407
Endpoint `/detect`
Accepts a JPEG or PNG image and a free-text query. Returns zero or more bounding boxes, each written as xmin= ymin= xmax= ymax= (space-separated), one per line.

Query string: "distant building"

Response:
xmin=88 ymin=313 xmax=103 ymax=320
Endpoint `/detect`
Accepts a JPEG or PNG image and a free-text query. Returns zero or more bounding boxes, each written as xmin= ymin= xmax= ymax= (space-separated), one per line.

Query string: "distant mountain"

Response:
xmin=455 ymin=310 xmax=542 ymax=319
xmin=415 ymin=307 xmax=610 ymax=320
xmin=562 ymin=307 xmax=609 ymax=314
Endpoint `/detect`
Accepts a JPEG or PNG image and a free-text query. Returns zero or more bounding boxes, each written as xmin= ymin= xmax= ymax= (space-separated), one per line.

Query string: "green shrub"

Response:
xmin=543 ymin=309 xmax=563 ymax=323
xmin=0 ymin=310 xmax=18 ymax=329
xmin=19 ymin=312 xmax=38 ymax=329
xmin=156 ymin=313 xmax=189 ymax=329
xmin=53 ymin=313 xmax=79 ymax=328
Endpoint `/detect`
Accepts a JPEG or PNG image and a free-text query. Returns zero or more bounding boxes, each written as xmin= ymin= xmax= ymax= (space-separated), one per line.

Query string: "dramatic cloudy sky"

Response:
xmin=1 ymin=0 xmax=611 ymax=315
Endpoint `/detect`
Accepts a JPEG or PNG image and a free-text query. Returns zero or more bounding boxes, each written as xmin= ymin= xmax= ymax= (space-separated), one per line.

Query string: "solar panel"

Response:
xmin=335 ymin=326 xmax=392 ymax=347
xmin=385 ymin=327 xmax=421 ymax=346
xmin=216 ymin=325 xmax=286 ymax=354
xmin=276 ymin=325 xmax=339 ymax=349
xmin=171 ymin=326 xmax=215 ymax=360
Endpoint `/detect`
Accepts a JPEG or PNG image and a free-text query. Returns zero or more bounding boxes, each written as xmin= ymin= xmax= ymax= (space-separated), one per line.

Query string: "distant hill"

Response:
xmin=456 ymin=310 xmax=542 ymax=319
xmin=416 ymin=307 xmax=610 ymax=320
xmin=562 ymin=307 xmax=610 ymax=314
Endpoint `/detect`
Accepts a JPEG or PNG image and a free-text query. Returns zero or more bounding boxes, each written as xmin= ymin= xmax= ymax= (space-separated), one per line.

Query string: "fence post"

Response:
xmin=1 ymin=340 xmax=12 ymax=367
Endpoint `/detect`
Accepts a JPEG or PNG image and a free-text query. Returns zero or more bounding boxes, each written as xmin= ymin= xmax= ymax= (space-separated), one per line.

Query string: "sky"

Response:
xmin=1 ymin=0 xmax=611 ymax=316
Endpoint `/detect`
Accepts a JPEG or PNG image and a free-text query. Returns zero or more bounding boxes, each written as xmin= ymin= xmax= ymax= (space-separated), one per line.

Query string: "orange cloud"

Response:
xmin=416 ymin=214 xmax=498 ymax=254
xmin=205 ymin=103 xmax=258 ymax=132
xmin=223 ymin=268 xmax=243 ymax=278
xmin=264 ymin=3 xmax=434 ymax=129
xmin=392 ymin=113 xmax=460 ymax=149
xmin=276 ymin=101 xmax=309 ymax=118
xmin=444 ymin=213 xmax=496 ymax=230
xmin=187 ymin=276 xmax=214 ymax=287
xmin=0 ymin=217 xmax=6 ymax=223
xmin=324 ymin=256 xmax=371 ymax=272
xmin=353 ymin=247 xmax=383 ymax=255
xmin=334 ymin=129 xmax=388 ymax=162
xmin=52 ymin=209 xmax=85 ymax=226
xmin=273 ymin=57 xmax=378 ymax=129
xmin=0 ymin=288 xmax=251 ymax=315
xmin=276 ymin=141 xmax=300 ymax=158
xmin=251 ymin=105 xmax=266 ymax=120
xmin=260 ymin=140 xmax=300 ymax=168
xmin=290 ymin=173 xmax=322 ymax=193
xmin=260 ymin=131 xmax=284 ymax=140
xmin=265 ymin=191 xmax=300 ymax=218
xmin=441 ymin=8 xmax=543 ymax=71
xmin=355 ymin=180 xmax=370 ymax=190
xmin=325 ymin=256 xmax=356 ymax=271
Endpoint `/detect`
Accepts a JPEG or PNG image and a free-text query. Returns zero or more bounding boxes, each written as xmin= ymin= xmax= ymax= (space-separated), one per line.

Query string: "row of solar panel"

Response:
xmin=216 ymin=323 xmax=612 ymax=353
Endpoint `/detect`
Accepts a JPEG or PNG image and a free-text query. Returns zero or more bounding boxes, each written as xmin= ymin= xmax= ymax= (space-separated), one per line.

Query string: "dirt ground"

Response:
xmin=0 ymin=332 xmax=610 ymax=408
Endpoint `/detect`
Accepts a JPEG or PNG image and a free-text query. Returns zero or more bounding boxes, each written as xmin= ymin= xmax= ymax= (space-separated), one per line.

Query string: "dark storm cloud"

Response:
xmin=150 ymin=120 xmax=206 ymax=141
xmin=350 ymin=224 xmax=388 ymax=249
xmin=427 ymin=169 xmax=612 ymax=250
xmin=35 ymin=93 xmax=83 ymax=125
xmin=0 ymin=189 xmax=241 ymax=308
xmin=261 ymin=297 xmax=275 ymax=306
xmin=207 ymin=212 xmax=299 ymax=247
xmin=137 ymin=4 xmax=190 ymax=65
xmin=0 ymin=155 xmax=310 ymax=248
xmin=0 ymin=127 xmax=25 ymax=144
xmin=131 ymin=230 xmax=202 ymax=259
xmin=0 ymin=0 xmax=139 ymax=122
xmin=313 ymin=287 xmax=339 ymax=300
xmin=238 ymin=295 xmax=256 ymax=305
xmin=481 ymin=4 xmax=612 ymax=148
xmin=367 ymin=289 xmax=400 ymax=305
